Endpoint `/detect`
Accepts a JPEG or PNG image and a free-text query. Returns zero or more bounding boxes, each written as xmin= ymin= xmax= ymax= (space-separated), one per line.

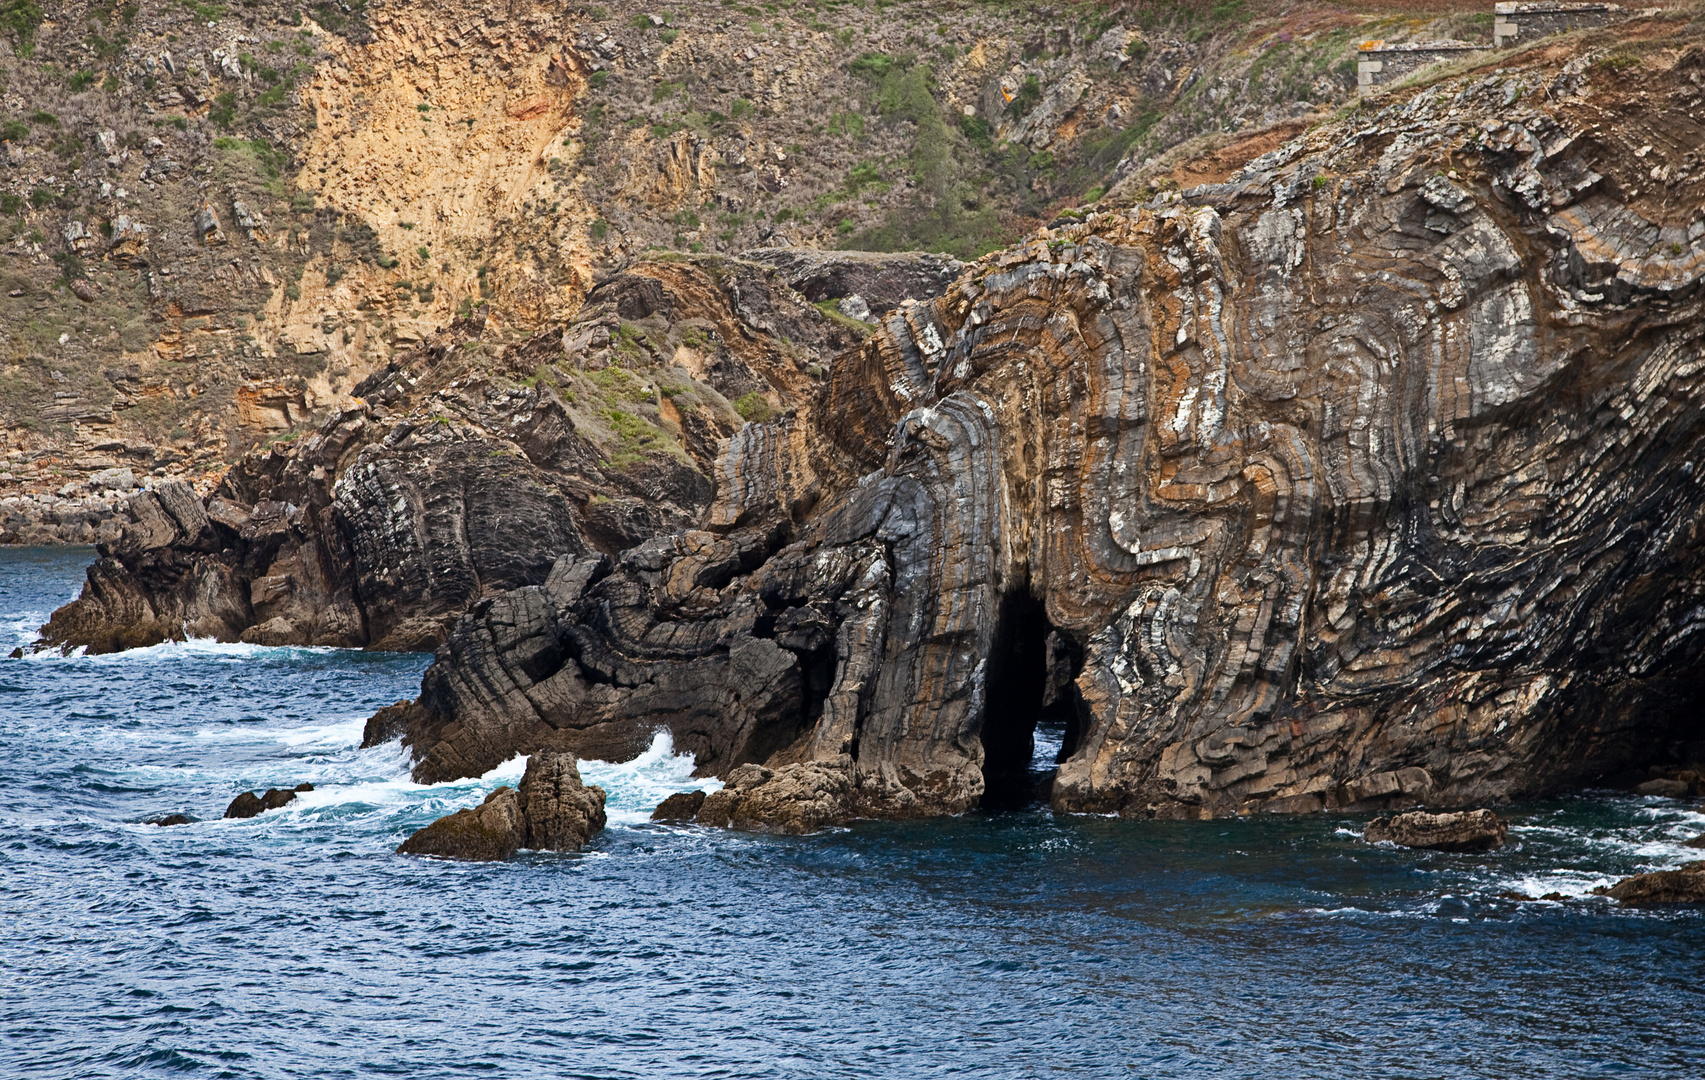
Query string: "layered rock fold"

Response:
xmin=384 ymin=51 xmax=1705 ymax=823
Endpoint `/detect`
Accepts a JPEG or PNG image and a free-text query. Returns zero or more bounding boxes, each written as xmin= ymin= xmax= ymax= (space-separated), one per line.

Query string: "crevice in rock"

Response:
xmin=979 ymin=588 xmax=1051 ymax=810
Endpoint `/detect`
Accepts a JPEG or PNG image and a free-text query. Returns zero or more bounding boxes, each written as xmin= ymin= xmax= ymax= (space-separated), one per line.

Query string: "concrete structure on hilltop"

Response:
xmin=1357 ymin=40 xmax=1491 ymax=93
xmin=1495 ymin=2 xmax=1623 ymax=48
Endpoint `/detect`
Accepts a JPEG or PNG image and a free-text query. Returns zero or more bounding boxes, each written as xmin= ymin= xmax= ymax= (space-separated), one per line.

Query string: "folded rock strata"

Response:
xmin=377 ymin=47 xmax=1705 ymax=826
xmin=396 ymin=751 xmax=607 ymax=860
xmin=33 ymin=255 xmax=882 ymax=654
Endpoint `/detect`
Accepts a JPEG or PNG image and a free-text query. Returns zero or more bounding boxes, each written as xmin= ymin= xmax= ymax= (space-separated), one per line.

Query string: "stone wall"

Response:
xmin=1358 ymin=41 xmax=1492 ymax=93
xmin=1495 ymin=3 xmax=1622 ymax=48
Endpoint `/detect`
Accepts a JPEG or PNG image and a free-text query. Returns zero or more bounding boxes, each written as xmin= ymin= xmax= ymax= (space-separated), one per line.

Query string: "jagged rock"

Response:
xmin=1596 ymin=863 xmax=1705 ymax=904
xmin=651 ymin=790 xmax=707 ymax=820
xmin=396 ymin=750 xmax=606 ymax=860
xmin=739 ymin=249 xmax=963 ymax=316
xmin=397 ymin=787 xmax=525 ymax=861
xmin=223 ymin=783 xmax=313 ymax=819
xmin=193 ymin=203 xmax=226 ymax=245
xmin=33 ymin=256 xmax=835 ymax=656
xmin=1364 ymin=809 xmax=1507 ymax=852
xmin=694 ymin=763 xmax=856 ymax=834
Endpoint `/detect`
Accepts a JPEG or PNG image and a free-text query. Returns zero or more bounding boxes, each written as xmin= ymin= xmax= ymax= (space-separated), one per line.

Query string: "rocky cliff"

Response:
xmin=24 ymin=7 xmax=1705 ymax=824
xmin=371 ymin=27 xmax=1705 ymax=824
xmin=4 ymin=0 xmax=1442 ymax=526
xmin=33 ymin=250 xmax=900 ymax=651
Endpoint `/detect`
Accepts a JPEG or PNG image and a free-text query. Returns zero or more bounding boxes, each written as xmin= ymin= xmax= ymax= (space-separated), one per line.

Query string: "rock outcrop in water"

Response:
xmin=397 ymin=751 xmax=607 ymax=860
xmin=1597 ymin=862 xmax=1705 ymax=905
xmin=1364 ymin=809 xmax=1507 ymax=852
xmin=224 ymin=784 xmax=313 ymax=820
xmin=373 ymin=42 xmax=1705 ymax=826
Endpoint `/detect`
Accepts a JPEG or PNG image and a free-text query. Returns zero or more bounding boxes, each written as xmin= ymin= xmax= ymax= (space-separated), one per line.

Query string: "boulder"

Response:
xmin=1633 ymin=778 xmax=1691 ymax=798
xmin=694 ymin=762 xmax=855 ymax=834
xmin=397 ymin=751 xmax=606 ymax=860
xmin=1597 ymin=862 xmax=1705 ymax=904
xmin=1685 ymin=834 xmax=1705 ymax=849
xmin=146 ymin=814 xmax=193 ymax=826
xmin=1363 ymin=809 xmax=1507 ymax=852
xmin=224 ymin=783 xmax=313 ymax=819
xmin=651 ymin=790 xmax=707 ymax=821
xmin=397 ymin=786 xmax=527 ymax=861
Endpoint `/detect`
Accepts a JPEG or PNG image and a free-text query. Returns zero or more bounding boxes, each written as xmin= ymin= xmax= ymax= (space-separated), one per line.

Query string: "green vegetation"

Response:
xmin=214 ymin=137 xmax=288 ymax=180
xmin=1005 ymin=75 xmax=1041 ymax=119
xmin=840 ymin=54 xmax=1009 ymax=258
xmin=209 ymin=91 xmax=238 ymax=130
xmin=1 ymin=0 xmax=43 ymax=57
xmin=732 ymin=391 xmax=772 ymax=423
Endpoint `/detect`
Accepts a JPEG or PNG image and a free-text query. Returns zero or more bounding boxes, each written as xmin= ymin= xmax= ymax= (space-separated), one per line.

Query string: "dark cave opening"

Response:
xmin=979 ymin=590 xmax=1084 ymax=810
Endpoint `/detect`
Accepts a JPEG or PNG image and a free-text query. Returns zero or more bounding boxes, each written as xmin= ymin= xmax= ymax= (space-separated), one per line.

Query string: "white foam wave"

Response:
xmin=579 ymin=730 xmax=722 ymax=825
xmin=212 ymin=728 xmax=715 ymax=840
xmin=21 ymin=632 xmax=358 ymax=664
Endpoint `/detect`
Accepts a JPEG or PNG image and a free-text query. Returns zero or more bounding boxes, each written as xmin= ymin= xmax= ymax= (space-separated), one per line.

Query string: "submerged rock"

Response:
xmin=651 ymin=790 xmax=708 ymax=821
xmin=1364 ymin=810 xmax=1507 ymax=852
xmin=146 ymin=814 xmax=193 ymax=827
xmin=224 ymin=783 xmax=313 ymax=820
xmin=1632 ymin=778 xmax=1692 ymax=798
xmin=1685 ymin=834 xmax=1705 ymax=849
xmin=1596 ymin=862 xmax=1705 ymax=905
xmin=397 ymin=751 xmax=606 ymax=860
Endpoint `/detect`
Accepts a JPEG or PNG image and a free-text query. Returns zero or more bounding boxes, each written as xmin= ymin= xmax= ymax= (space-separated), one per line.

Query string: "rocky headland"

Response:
xmin=3 ymin=0 xmax=1391 ymax=514
xmin=21 ymin=6 xmax=1705 ymax=836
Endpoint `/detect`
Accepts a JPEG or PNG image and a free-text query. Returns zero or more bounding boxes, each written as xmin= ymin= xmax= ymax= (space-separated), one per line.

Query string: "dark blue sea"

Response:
xmin=2 ymin=546 xmax=1702 ymax=1078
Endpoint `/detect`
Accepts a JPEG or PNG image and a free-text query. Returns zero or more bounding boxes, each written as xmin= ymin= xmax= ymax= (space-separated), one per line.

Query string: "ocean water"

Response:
xmin=2 ymin=547 xmax=1702 ymax=1079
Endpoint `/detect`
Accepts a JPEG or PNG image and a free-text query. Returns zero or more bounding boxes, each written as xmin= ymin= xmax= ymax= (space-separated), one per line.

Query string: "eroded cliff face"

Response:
xmin=24 ymin=12 xmax=1705 ymax=825
xmin=371 ymin=36 xmax=1705 ymax=823
xmin=4 ymin=0 xmax=1391 ymax=532
xmin=33 ymin=252 xmax=887 ymax=652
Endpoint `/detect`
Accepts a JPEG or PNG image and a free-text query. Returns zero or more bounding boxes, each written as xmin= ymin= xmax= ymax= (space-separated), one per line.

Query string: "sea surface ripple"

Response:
xmin=2 ymin=547 xmax=1702 ymax=1078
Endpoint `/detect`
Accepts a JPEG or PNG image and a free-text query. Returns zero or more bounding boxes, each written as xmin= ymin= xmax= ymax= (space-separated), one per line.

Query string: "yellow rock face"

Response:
xmin=298 ymin=1 xmax=597 ymax=336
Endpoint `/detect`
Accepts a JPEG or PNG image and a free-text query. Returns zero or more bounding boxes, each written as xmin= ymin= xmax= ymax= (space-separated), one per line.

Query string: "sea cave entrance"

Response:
xmin=979 ymin=590 xmax=1085 ymax=810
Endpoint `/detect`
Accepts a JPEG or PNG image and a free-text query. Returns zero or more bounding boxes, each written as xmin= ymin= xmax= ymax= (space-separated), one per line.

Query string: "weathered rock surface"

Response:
xmin=651 ymin=790 xmax=708 ymax=821
xmin=224 ymin=784 xmax=313 ymax=820
xmin=739 ymin=250 xmax=964 ymax=318
xmin=374 ymin=44 xmax=1705 ymax=827
xmin=396 ymin=750 xmax=607 ymax=860
xmin=1364 ymin=809 xmax=1507 ymax=852
xmin=694 ymin=763 xmax=858 ymax=834
xmin=1596 ymin=862 xmax=1705 ymax=905
xmin=33 ymin=257 xmax=844 ymax=654
xmin=1633 ymin=778 xmax=1692 ymax=799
